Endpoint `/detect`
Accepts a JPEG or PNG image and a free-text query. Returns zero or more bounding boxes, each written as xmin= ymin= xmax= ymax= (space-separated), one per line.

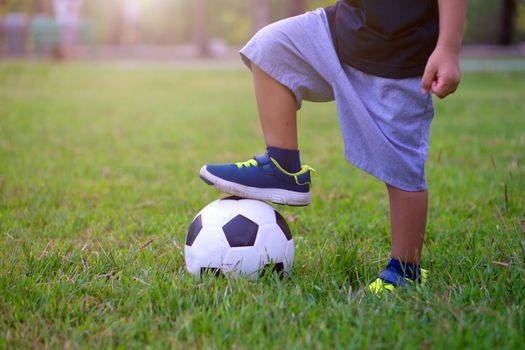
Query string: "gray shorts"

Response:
xmin=239 ymin=8 xmax=435 ymax=191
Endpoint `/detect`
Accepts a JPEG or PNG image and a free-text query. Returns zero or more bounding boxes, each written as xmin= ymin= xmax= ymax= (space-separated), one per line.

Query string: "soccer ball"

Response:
xmin=185 ymin=196 xmax=294 ymax=279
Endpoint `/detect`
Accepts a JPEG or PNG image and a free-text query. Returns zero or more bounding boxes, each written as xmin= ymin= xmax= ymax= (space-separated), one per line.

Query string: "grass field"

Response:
xmin=0 ymin=63 xmax=524 ymax=349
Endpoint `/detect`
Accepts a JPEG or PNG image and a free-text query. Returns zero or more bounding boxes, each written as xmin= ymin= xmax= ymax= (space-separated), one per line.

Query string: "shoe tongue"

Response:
xmin=254 ymin=153 xmax=270 ymax=164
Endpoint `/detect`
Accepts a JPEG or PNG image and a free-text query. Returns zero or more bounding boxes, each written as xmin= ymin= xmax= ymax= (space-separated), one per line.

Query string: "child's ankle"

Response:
xmin=266 ymin=146 xmax=301 ymax=173
xmin=386 ymin=257 xmax=421 ymax=281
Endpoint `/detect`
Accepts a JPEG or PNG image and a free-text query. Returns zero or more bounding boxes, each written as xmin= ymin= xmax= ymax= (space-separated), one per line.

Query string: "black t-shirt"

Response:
xmin=325 ymin=0 xmax=439 ymax=78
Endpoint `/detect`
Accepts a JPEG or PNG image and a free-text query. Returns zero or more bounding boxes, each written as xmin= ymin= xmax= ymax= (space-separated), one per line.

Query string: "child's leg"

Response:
xmin=200 ymin=9 xmax=335 ymax=205
xmin=252 ymin=64 xmax=298 ymax=150
xmin=368 ymin=184 xmax=428 ymax=293
xmin=386 ymin=184 xmax=428 ymax=264
xmin=199 ymin=62 xmax=312 ymax=206
xmin=253 ymin=65 xmax=431 ymax=264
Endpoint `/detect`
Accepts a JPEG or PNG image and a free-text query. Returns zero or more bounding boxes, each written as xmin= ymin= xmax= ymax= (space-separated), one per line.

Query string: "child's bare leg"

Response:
xmin=199 ymin=62 xmax=311 ymax=206
xmin=386 ymin=184 xmax=428 ymax=264
xmin=252 ymin=63 xmax=298 ymax=150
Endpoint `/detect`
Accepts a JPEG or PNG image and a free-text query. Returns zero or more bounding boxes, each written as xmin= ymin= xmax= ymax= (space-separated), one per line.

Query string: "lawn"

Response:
xmin=0 ymin=63 xmax=524 ymax=349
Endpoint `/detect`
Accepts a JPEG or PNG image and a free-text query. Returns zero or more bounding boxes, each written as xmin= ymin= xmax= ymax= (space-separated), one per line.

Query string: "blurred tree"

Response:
xmin=139 ymin=0 xmax=189 ymax=45
xmin=3 ymin=0 xmax=524 ymax=48
xmin=517 ymin=1 xmax=525 ymax=41
xmin=252 ymin=0 xmax=269 ymax=32
xmin=209 ymin=1 xmax=250 ymax=45
xmin=193 ymin=0 xmax=209 ymax=56
xmin=83 ymin=0 xmax=122 ymax=44
xmin=32 ymin=0 xmax=52 ymax=13
xmin=0 ymin=0 xmax=35 ymax=15
xmin=290 ymin=0 xmax=306 ymax=16
xmin=464 ymin=0 xmax=501 ymax=44
xmin=501 ymin=0 xmax=517 ymax=44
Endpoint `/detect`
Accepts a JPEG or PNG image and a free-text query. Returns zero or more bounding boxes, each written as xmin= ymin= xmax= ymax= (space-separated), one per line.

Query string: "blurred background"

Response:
xmin=0 ymin=0 xmax=525 ymax=61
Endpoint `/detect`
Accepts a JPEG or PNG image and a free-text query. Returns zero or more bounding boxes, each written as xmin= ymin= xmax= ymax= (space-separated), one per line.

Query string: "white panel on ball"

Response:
xmin=200 ymin=198 xmax=239 ymax=228
xmin=238 ymin=199 xmax=276 ymax=226
xmin=222 ymin=247 xmax=262 ymax=279
xmin=185 ymin=227 xmax=229 ymax=274
xmin=254 ymin=224 xmax=288 ymax=264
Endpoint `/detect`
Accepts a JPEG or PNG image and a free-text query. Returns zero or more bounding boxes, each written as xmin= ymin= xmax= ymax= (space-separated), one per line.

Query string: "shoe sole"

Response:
xmin=199 ymin=166 xmax=311 ymax=206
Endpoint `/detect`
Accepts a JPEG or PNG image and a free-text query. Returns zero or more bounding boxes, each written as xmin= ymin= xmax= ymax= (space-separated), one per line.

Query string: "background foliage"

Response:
xmin=1 ymin=0 xmax=525 ymax=45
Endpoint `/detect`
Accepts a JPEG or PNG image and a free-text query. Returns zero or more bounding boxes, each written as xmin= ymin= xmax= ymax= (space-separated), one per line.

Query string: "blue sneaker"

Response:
xmin=368 ymin=267 xmax=428 ymax=294
xmin=199 ymin=153 xmax=314 ymax=206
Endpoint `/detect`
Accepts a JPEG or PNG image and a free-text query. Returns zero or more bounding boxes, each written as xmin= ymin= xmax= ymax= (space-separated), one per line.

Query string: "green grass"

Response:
xmin=0 ymin=63 xmax=524 ymax=349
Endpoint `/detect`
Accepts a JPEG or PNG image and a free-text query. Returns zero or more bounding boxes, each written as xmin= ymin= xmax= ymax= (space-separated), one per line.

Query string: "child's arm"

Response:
xmin=421 ymin=0 xmax=468 ymax=98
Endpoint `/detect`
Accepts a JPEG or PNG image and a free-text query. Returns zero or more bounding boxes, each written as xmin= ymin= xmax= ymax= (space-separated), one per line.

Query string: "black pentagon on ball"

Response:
xmin=186 ymin=214 xmax=202 ymax=246
xmin=222 ymin=214 xmax=259 ymax=247
xmin=275 ymin=210 xmax=292 ymax=240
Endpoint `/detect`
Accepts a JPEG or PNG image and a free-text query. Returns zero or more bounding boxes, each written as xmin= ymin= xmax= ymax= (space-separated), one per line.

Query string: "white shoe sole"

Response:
xmin=199 ymin=166 xmax=311 ymax=206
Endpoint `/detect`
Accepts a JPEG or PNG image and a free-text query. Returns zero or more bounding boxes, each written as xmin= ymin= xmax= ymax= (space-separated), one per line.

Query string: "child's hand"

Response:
xmin=421 ymin=47 xmax=461 ymax=99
